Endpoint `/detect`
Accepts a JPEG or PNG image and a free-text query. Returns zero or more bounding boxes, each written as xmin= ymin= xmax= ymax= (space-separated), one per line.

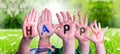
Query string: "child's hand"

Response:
xmin=86 ymin=20 xmax=108 ymax=44
xmin=17 ymin=9 xmax=39 ymax=54
xmin=22 ymin=9 xmax=39 ymax=40
xmin=85 ymin=20 xmax=108 ymax=54
xmin=56 ymin=11 xmax=76 ymax=54
xmin=75 ymin=13 xmax=90 ymax=42
xmin=75 ymin=13 xmax=90 ymax=54
xmin=37 ymin=8 xmax=58 ymax=39
xmin=55 ymin=11 xmax=76 ymax=41
xmin=37 ymin=8 xmax=58 ymax=54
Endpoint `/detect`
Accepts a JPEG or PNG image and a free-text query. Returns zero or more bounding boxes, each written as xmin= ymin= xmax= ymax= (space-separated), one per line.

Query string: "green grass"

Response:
xmin=0 ymin=28 xmax=120 ymax=54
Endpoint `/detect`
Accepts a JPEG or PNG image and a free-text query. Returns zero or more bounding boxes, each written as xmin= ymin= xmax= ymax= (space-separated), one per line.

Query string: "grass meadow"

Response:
xmin=0 ymin=28 xmax=120 ymax=54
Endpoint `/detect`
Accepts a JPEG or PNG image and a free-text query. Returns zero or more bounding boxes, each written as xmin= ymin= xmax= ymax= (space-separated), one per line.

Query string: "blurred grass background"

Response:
xmin=0 ymin=0 xmax=120 ymax=54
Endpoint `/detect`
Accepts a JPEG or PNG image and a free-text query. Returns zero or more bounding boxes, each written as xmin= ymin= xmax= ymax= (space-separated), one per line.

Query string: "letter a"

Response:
xmin=41 ymin=25 xmax=50 ymax=35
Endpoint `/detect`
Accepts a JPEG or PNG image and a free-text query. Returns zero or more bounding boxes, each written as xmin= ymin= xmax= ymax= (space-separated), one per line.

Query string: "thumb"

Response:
xmin=53 ymin=24 xmax=59 ymax=31
xmin=85 ymin=36 xmax=94 ymax=42
xmin=103 ymin=26 xmax=108 ymax=33
xmin=54 ymin=24 xmax=60 ymax=34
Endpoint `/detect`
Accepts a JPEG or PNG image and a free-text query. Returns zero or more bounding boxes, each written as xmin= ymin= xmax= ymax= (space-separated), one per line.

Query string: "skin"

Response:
xmin=74 ymin=13 xmax=90 ymax=54
xmin=37 ymin=8 xmax=58 ymax=54
xmin=17 ymin=9 xmax=39 ymax=54
xmin=56 ymin=11 xmax=76 ymax=54
xmin=85 ymin=20 xmax=108 ymax=54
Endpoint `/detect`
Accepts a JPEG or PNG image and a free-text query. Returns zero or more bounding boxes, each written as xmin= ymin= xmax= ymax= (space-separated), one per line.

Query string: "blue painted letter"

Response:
xmin=41 ymin=25 xmax=50 ymax=35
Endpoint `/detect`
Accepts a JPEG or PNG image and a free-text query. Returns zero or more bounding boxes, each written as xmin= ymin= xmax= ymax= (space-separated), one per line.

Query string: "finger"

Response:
xmin=94 ymin=20 xmax=98 ymax=29
xmin=24 ymin=15 xmax=28 ymax=23
xmin=86 ymin=27 xmax=90 ymax=35
xmin=78 ymin=12 xmax=83 ymax=25
xmin=60 ymin=11 xmax=67 ymax=22
xmin=84 ymin=14 xmax=88 ymax=25
xmin=38 ymin=16 xmax=42 ymax=24
xmin=76 ymin=22 xmax=79 ymax=29
xmin=99 ymin=31 xmax=104 ymax=41
xmin=48 ymin=10 xmax=52 ymax=24
xmin=56 ymin=13 xmax=63 ymax=24
xmin=41 ymin=10 xmax=44 ymax=22
xmin=66 ymin=12 xmax=72 ymax=22
xmin=34 ymin=11 xmax=39 ymax=23
xmin=74 ymin=15 xmax=79 ymax=28
xmin=73 ymin=15 xmax=77 ymax=24
xmin=90 ymin=21 xmax=95 ymax=31
xmin=44 ymin=8 xmax=47 ymax=21
xmin=28 ymin=10 xmax=33 ymax=22
xmin=55 ymin=30 xmax=63 ymax=38
xmin=55 ymin=26 xmax=62 ymax=36
xmin=33 ymin=10 xmax=37 ymax=22
xmin=55 ymin=29 xmax=59 ymax=35
xmin=31 ymin=9 xmax=36 ymax=22
xmin=98 ymin=22 xmax=101 ymax=30
xmin=90 ymin=23 xmax=94 ymax=31
xmin=103 ymin=26 xmax=108 ymax=33
xmin=30 ymin=9 xmax=35 ymax=22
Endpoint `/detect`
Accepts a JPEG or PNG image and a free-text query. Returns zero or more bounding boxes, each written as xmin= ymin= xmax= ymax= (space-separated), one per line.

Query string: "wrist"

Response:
xmin=38 ymin=38 xmax=54 ymax=52
xmin=63 ymin=39 xmax=74 ymax=43
xmin=63 ymin=40 xmax=75 ymax=54
xmin=20 ymin=37 xmax=32 ymax=47
xmin=79 ymin=41 xmax=89 ymax=47
xmin=62 ymin=36 xmax=75 ymax=42
xmin=63 ymin=38 xmax=74 ymax=43
xmin=79 ymin=40 xmax=89 ymax=54
xmin=63 ymin=39 xmax=75 ymax=48
xmin=95 ymin=43 xmax=105 ymax=48
xmin=40 ymin=37 xmax=50 ymax=44
xmin=22 ymin=36 xmax=33 ymax=41
xmin=95 ymin=43 xmax=106 ymax=54
xmin=77 ymin=36 xmax=89 ymax=44
xmin=17 ymin=36 xmax=32 ymax=54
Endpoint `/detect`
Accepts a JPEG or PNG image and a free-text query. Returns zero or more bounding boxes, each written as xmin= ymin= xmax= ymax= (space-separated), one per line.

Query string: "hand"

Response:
xmin=37 ymin=8 xmax=58 ymax=38
xmin=17 ymin=9 xmax=39 ymax=54
xmin=22 ymin=9 xmax=39 ymax=40
xmin=85 ymin=20 xmax=108 ymax=44
xmin=85 ymin=20 xmax=108 ymax=54
xmin=75 ymin=13 xmax=90 ymax=54
xmin=55 ymin=11 xmax=76 ymax=41
xmin=75 ymin=13 xmax=90 ymax=42
xmin=56 ymin=11 xmax=76 ymax=54
xmin=37 ymin=8 xmax=58 ymax=54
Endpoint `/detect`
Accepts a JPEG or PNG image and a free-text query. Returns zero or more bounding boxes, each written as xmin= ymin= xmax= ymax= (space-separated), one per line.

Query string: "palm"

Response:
xmin=57 ymin=22 xmax=75 ymax=40
xmin=76 ymin=25 xmax=90 ymax=41
xmin=91 ymin=30 xmax=104 ymax=43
